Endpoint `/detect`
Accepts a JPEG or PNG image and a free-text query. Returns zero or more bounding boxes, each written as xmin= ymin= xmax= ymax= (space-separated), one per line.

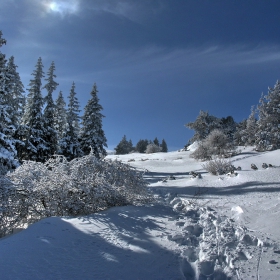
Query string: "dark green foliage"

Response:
xmin=135 ymin=139 xmax=149 ymax=153
xmin=153 ymin=137 xmax=159 ymax=146
xmin=43 ymin=61 xmax=59 ymax=157
xmin=160 ymin=139 xmax=168 ymax=152
xmin=115 ymin=135 xmax=133 ymax=155
xmin=21 ymin=57 xmax=47 ymax=162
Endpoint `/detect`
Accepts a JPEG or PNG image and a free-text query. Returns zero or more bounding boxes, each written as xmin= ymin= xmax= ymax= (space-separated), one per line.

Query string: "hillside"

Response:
xmin=0 ymin=147 xmax=280 ymax=279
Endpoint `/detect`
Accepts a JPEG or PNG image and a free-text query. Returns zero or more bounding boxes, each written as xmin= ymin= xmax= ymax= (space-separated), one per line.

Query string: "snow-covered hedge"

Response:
xmin=0 ymin=152 xmax=151 ymax=237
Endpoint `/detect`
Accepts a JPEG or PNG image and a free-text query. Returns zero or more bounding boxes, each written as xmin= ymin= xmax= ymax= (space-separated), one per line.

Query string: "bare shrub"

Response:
xmin=202 ymin=158 xmax=234 ymax=175
xmin=0 ymin=151 xmax=151 ymax=237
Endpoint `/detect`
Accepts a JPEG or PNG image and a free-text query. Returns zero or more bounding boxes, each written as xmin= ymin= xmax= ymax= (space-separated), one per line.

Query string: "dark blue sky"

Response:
xmin=1 ymin=0 xmax=280 ymax=151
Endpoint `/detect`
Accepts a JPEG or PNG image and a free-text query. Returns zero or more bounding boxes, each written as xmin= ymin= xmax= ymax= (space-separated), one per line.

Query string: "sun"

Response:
xmin=44 ymin=0 xmax=79 ymax=15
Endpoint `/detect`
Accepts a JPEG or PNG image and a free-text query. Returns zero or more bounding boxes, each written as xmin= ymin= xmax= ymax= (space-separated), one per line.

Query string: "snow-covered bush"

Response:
xmin=145 ymin=143 xmax=162 ymax=154
xmin=202 ymin=158 xmax=234 ymax=175
xmin=189 ymin=141 xmax=211 ymax=160
xmin=190 ymin=129 xmax=236 ymax=160
xmin=0 ymin=151 xmax=151 ymax=237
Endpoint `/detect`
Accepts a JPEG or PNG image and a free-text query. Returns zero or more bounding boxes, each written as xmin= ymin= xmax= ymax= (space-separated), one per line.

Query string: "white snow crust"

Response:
xmin=1 ymin=147 xmax=280 ymax=279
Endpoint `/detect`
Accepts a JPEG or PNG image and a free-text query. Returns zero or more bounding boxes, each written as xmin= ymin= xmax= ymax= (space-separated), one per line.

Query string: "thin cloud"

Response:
xmin=81 ymin=0 xmax=167 ymax=23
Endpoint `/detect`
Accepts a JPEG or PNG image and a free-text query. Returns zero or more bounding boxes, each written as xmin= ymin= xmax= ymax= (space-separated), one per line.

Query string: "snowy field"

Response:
xmin=0 ymin=147 xmax=280 ymax=279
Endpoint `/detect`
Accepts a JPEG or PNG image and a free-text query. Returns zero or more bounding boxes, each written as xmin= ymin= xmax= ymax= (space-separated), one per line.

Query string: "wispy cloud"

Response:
xmin=81 ymin=0 xmax=167 ymax=23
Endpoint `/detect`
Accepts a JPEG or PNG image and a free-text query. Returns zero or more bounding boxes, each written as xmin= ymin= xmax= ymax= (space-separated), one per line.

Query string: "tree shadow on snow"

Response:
xmin=152 ymin=181 xmax=280 ymax=200
xmin=0 ymin=204 xmax=188 ymax=280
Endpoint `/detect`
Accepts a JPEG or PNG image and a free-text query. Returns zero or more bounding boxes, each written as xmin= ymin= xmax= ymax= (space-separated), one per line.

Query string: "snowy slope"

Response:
xmin=1 ymin=147 xmax=280 ymax=279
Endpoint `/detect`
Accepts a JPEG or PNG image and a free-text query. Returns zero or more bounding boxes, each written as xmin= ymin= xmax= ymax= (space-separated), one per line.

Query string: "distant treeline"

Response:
xmin=114 ymin=136 xmax=168 ymax=154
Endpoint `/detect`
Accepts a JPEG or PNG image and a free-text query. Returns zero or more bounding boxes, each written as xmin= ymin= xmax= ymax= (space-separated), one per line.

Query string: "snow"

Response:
xmin=1 ymin=147 xmax=280 ymax=279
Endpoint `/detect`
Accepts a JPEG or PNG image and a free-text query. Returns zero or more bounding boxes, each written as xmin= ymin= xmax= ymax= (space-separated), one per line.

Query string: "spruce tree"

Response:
xmin=185 ymin=110 xmax=221 ymax=143
xmin=0 ymin=31 xmax=19 ymax=171
xmin=135 ymin=139 xmax=149 ymax=153
xmin=160 ymin=139 xmax=168 ymax=152
xmin=5 ymin=56 xmax=25 ymax=163
xmin=153 ymin=137 xmax=159 ymax=146
xmin=21 ymin=57 xmax=46 ymax=161
xmin=256 ymin=80 xmax=280 ymax=151
xmin=114 ymin=135 xmax=132 ymax=155
xmin=59 ymin=82 xmax=83 ymax=160
xmin=242 ymin=106 xmax=257 ymax=146
xmin=6 ymin=56 xmax=25 ymax=121
xmin=80 ymin=83 xmax=107 ymax=158
xmin=43 ymin=61 xmax=59 ymax=157
xmin=54 ymin=90 xmax=67 ymax=141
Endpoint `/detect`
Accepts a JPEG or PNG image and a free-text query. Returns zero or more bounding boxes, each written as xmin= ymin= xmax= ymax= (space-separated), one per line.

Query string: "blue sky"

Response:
xmin=1 ymin=0 xmax=280 ymax=151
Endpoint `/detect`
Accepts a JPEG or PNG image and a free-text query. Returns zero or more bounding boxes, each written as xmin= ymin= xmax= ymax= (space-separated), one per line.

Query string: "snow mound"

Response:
xmin=186 ymin=141 xmax=199 ymax=152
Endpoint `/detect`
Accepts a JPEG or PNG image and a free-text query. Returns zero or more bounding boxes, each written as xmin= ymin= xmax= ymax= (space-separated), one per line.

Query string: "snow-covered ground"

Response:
xmin=1 ymin=147 xmax=280 ymax=279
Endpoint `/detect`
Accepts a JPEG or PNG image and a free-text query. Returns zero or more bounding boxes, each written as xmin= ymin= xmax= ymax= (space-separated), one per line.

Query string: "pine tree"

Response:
xmin=185 ymin=110 xmax=221 ymax=143
xmin=255 ymin=80 xmax=280 ymax=151
xmin=241 ymin=106 xmax=257 ymax=146
xmin=6 ymin=56 xmax=25 ymax=121
xmin=54 ymin=90 xmax=67 ymax=140
xmin=135 ymin=139 xmax=149 ymax=153
xmin=42 ymin=61 xmax=59 ymax=157
xmin=0 ymin=31 xmax=19 ymax=171
xmin=5 ymin=56 xmax=25 ymax=163
xmin=220 ymin=116 xmax=236 ymax=141
xmin=233 ymin=119 xmax=247 ymax=146
xmin=21 ymin=57 xmax=46 ymax=161
xmin=80 ymin=83 xmax=107 ymax=158
xmin=160 ymin=139 xmax=168 ymax=152
xmin=153 ymin=137 xmax=159 ymax=146
xmin=114 ymin=135 xmax=132 ymax=155
xmin=59 ymin=82 xmax=83 ymax=160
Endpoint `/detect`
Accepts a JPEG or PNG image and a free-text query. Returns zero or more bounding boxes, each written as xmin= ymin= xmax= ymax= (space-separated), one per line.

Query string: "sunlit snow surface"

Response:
xmin=1 ymin=147 xmax=280 ymax=279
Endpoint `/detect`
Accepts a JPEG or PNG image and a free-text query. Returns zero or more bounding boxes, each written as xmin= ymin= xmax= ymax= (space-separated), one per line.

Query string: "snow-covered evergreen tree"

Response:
xmin=21 ymin=57 xmax=47 ymax=162
xmin=6 ymin=56 xmax=25 ymax=122
xmin=241 ymin=106 xmax=257 ymax=146
xmin=0 ymin=31 xmax=19 ymax=172
xmin=5 ymin=56 xmax=25 ymax=164
xmin=220 ymin=116 xmax=236 ymax=141
xmin=80 ymin=83 xmax=107 ymax=158
xmin=234 ymin=119 xmax=247 ymax=146
xmin=59 ymin=82 xmax=83 ymax=160
xmin=185 ymin=110 xmax=221 ymax=143
xmin=54 ymin=90 xmax=67 ymax=141
xmin=255 ymin=81 xmax=280 ymax=151
xmin=42 ymin=61 xmax=59 ymax=156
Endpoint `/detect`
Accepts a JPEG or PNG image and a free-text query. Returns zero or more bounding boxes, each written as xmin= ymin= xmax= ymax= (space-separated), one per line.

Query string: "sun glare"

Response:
xmin=44 ymin=0 xmax=79 ymax=15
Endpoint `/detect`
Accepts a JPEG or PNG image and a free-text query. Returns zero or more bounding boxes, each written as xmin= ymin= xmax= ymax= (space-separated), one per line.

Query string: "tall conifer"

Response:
xmin=59 ymin=82 xmax=83 ymax=160
xmin=21 ymin=57 xmax=46 ymax=161
xmin=43 ymin=61 xmax=59 ymax=156
xmin=80 ymin=83 xmax=107 ymax=158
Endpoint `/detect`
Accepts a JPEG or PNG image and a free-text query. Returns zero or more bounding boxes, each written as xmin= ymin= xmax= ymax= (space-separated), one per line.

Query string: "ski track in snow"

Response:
xmin=0 ymin=147 xmax=280 ymax=279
